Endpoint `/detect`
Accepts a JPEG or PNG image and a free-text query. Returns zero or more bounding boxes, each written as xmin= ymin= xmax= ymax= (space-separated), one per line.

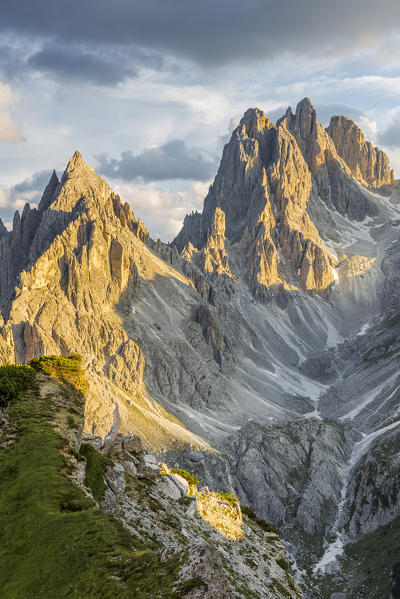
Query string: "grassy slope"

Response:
xmin=0 ymin=356 xmax=182 ymax=599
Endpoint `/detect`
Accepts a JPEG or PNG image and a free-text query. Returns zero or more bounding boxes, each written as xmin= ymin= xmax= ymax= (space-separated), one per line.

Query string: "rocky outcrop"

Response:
xmin=282 ymin=97 xmax=378 ymax=220
xmin=176 ymin=104 xmax=337 ymax=295
xmin=327 ymin=115 xmax=394 ymax=188
xmin=344 ymin=426 xmax=400 ymax=538
xmin=98 ymin=435 xmax=303 ymax=599
xmin=164 ymin=418 xmax=354 ymax=564
xmin=182 ymin=207 xmax=234 ymax=279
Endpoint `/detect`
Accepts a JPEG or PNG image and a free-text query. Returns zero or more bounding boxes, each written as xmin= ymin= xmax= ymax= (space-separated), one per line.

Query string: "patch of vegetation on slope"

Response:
xmin=0 ymin=356 xmax=183 ymax=599
xmin=311 ymin=517 xmax=400 ymax=598
xmin=79 ymin=442 xmax=111 ymax=501
xmin=340 ymin=516 xmax=400 ymax=598
xmin=30 ymin=353 xmax=89 ymax=395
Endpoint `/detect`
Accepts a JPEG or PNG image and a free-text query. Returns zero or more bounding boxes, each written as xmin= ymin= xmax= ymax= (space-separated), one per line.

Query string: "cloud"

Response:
xmin=115 ymin=180 xmax=210 ymax=240
xmin=378 ymin=118 xmax=400 ymax=149
xmin=1 ymin=1 xmax=400 ymax=71
xmin=0 ymin=82 xmax=22 ymax=141
xmin=28 ymin=44 xmax=137 ymax=86
xmin=0 ymin=188 xmax=9 ymax=208
xmin=357 ymin=116 xmax=379 ymax=144
xmin=0 ymin=110 xmax=22 ymax=141
xmin=9 ymin=170 xmax=52 ymax=204
xmin=96 ymin=139 xmax=218 ymax=182
xmin=0 ymin=170 xmax=52 ymax=224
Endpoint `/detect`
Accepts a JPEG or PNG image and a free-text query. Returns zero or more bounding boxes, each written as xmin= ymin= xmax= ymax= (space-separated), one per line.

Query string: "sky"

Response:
xmin=0 ymin=0 xmax=400 ymax=241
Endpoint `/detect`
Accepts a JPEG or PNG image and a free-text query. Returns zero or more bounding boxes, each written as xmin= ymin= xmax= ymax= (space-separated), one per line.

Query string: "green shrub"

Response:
xmin=178 ymin=576 xmax=208 ymax=593
xmin=0 ymin=364 xmax=35 ymax=406
xmin=170 ymin=468 xmax=199 ymax=486
xmin=255 ymin=518 xmax=280 ymax=535
xmin=177 ymin=496 xmax=196 ymax=506
xmin=242 ymin=505 xmax=257 ymax=519
xmin=271 ymin=578 xmax=291 ymax=597
xmin=241 ymin=505 xmax=280 ymax=534
xmin=217 ymin=491 xmax=240 ymax=506
xmin=30 ymin=354 xmax=88 ymax=395
xmin=276 ymin=557 xmax=289 ymax=571
xmin=79 ymin=443 xmax=111 ymax=502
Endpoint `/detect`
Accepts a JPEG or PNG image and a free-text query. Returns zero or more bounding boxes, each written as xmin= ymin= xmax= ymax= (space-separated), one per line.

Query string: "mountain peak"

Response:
xmin=240 ymin=107 xmax=274 ymax=136
xmin=67 ymin=150 xmax=85 ymax=169
xmin=297 ymin=96 xmax=314 ymax=111
xmin=62 ymin=151 xmax=95 ymax=181
xmin=327 ymin=115 xmax=394 ymax=187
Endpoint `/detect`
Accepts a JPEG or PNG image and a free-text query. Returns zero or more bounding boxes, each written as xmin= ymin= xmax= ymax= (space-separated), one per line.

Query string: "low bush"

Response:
xmin=170 ymin=468 xmax=199 ymax=486
xmin=79 ymin=443 xmax=111 ymax=502
xmin=0 ymin=364 xmax=35 ymax=406
xmin=242 ymin=505 xmax=257 ymax=519
xmin=178 ymin=576 xmax=208 ymax=593
xmin=276 ymin=557 xmax=289 ymax=571
xmin=241 ymin=505 xmax=280 ymax=535
xmin=217 ymin=491 xmax=240 ymax=506
xmin=30 ymin=354 xmax=88 ymax=395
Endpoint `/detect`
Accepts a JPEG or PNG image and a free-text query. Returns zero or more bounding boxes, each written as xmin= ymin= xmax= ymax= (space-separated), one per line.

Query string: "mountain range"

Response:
xmin=1 ymin=97 xmax=400 ymax=598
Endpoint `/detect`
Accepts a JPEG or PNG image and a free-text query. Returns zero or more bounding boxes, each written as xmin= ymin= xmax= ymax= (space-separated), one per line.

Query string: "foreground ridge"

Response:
xmin=0 ymin=356 xmax=301 ymax=599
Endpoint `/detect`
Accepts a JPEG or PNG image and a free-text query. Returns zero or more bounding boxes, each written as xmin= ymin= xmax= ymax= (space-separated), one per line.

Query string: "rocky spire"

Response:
xmin=240 ymin=107 xmax=274 ymax=137
xmin=326 ymin=115 xmax=394 ymax=188
xmin=0 ymin=218 xmax=8 ymax=237
xmin=284 ymin=98 xmax=378 ymax=220
xmin=176 ymin=102 xmax=336 ymax=295
xmin=38 ymin=170 xmax=60 ymax=212
xmin=199 ymin=208 xmax=234 ymax=278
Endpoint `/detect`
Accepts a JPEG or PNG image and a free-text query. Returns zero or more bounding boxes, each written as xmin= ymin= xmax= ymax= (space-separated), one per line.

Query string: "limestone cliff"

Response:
xmin=327 ymin=115 xmax=394 ymax=188
xmin=282 ymin=97 xmax=381 ymax=220
xmin=175 ymin=105 xmax=337 ymax=294
xmin=0 ymin=152 xmax=212 ymax=450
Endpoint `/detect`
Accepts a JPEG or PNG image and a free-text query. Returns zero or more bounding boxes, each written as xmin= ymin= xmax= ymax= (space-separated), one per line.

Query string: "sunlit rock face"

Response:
xmin=175 ymin=103 xmax=338 ymax=294
xmin=327 ymin=115 xmax=394 ymax=188
xmin=281 ymin=97 xmax=387 ymax=220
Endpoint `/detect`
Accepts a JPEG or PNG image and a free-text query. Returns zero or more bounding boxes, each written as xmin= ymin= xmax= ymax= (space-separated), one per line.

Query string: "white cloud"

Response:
xmin=356 ymin=116 xmax=379 ymax=144
xmin=13 ymin=197 xmax=38 ymax=210
xmin=0 ymin=82 xmax=23 ymax=142
xmin=0 ymin=187 xmax=9 ymax=207
xmin=114 ymin=180 xmax=210 ymax=241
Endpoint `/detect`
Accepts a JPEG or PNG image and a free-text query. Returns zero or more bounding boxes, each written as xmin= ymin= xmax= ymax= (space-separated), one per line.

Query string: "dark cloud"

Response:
xmin=11 ymin=169 xmax=52 ymax=199
xmin=0 ymin=43 xmax=28 ymax=81
xmin=28 ymin=44 xmax=138 ymax=85
xmin=1 ymin=0 xmax=399 ymax=70
xmin=0 ymin=38 xmax=165 ymax=85
xmin=0 ymin=170 xmax=53 ymax=225
xmin=379 ymin=119 xmax=400 ymax=149
xmin=96 ymin=140 xmax=218 ymax=182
